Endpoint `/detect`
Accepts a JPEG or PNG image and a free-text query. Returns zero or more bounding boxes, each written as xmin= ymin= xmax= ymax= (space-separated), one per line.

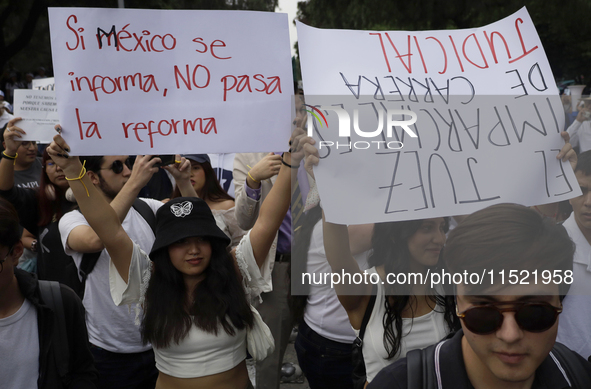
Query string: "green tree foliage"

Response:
xmin=296 ymin=0 xmax=591 ymax=80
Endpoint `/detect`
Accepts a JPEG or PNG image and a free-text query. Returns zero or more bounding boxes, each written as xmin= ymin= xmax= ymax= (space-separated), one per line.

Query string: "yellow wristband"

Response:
xmin=65 ymin=160 xmax=90 ymax=197
xmin=248 ymin=171 xmax=260 ymax=183
xmin=2 ymin=151 xmax=18 ymax=165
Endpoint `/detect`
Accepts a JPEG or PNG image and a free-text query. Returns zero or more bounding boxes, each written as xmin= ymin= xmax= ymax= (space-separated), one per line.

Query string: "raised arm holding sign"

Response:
xmin=49 ymin=8 xmax=293 ymax=156
xmin=297 ymin=7 xmax=580 ymax=224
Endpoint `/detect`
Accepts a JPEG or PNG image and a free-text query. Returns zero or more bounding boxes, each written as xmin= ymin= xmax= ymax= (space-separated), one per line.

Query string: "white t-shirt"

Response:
xmin=0 ymin=298 xmax=39 ymax=388
xmin=208 ymin=153 xmax=236 ymax=198
xmin=109 ymin=230 xmax=270 ymax=378
xmin=304 ymin=220 xmax=370 ymax=343
xmin=557 ymin=214 xmax=591 ymax=360
xmin=59 ymin=198 xmax=163 ymax=353
xmin=357 ymin=267 xmax=449 ymax=383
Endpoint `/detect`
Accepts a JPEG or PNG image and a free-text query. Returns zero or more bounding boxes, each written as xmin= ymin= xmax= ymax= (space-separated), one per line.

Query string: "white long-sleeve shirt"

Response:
xmin=566 ymin=119 xmax=591 ymax=153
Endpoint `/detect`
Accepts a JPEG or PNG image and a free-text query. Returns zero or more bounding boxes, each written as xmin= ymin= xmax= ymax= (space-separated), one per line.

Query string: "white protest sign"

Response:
xmin=13 ymin=89 xmax=59 ymax=143
xmin=32 ymin=77 xmax=55 ymax=90
xmin=297 ymin=7 xmax=579 ymax=224
xmin=48 ymin=8 xmax=293 ymax=155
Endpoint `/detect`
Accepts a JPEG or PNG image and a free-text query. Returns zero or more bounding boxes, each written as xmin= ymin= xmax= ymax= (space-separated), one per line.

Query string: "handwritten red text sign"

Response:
xmin=49 ymin=8 xmax=293 ymax=155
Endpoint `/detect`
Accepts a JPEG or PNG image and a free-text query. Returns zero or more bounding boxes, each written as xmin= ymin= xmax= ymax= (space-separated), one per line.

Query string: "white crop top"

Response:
xmin=156 ymin=320 xmax=246 ymax=378
xmin=355 ymin=267 xmax=449 ymax=383
xmin=108 ymin=231 xmax=270 ymax=378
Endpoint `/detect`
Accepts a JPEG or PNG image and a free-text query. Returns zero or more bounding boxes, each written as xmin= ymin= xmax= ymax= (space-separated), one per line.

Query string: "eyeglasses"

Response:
xmin=456 ymin=301 xmax=562 ymax=335
xmin=100 ymin=158 xmax=133 ymax=174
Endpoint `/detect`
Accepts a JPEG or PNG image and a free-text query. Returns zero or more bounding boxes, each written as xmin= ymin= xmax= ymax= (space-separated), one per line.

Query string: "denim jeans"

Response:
xmin=295 ymin=320 xmax=355 ymax=389
xmin=90 ymin=345 xmax=158 ymax=389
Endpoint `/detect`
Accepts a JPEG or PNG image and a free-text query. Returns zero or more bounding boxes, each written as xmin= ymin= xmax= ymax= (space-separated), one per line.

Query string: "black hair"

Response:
xmin=0 ymin=197 xmax=20 ymax=248
xmin=443 ymin=203 xmax=575 ymax=298
xmin=575 ymin=150 xmax=591 ymax=176
xmin=141 ymin=237 xmax=254 ymax=348
xmin=369 ymin=218 xmax=459 ymax=360
xmin=38 ymin=148 xmax=69 ymax=226
xmin=171 ymin=161 xmax=234 ymax=203
xmin=80 ymin=156 xmax=105 ymax=174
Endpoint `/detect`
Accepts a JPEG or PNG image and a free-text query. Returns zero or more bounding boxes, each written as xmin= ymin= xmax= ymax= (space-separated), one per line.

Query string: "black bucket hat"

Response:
xmin=150 ymin=197 xmax=230 ymax=255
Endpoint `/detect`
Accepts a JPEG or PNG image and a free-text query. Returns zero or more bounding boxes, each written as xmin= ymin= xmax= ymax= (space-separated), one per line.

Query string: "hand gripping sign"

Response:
xmin=297 ymin=7 xmax=579 ymax=224
xmin=48 ymin=8 xmax=293 ymax=155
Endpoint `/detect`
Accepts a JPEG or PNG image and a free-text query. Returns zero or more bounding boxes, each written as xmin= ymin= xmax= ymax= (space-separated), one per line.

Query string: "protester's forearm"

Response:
xmin=260 ymin=155 xmax=291 ymax=232
xmin=64 ymin=164 xmax=133 ymax=280
xmin=0 ymin=158 xmax=15 ymax=191
xmin=348 ymin=224 xmax=374 ymax=256
xmin=322 ymin=211 xmax=371 ymax=309
xmin=110 ymin=178 xmax=143 ymax=223
xmin=250 ymin=155 xmax=292 ymax=267
xmin=246 ymin=174 xmax=261 ymax=189
xmin=177 ymin=179 xmax=198 ymax=198
xmin=234 ymin=166 xmax=259 ymax=229
xmin=65 ymin=166 xmax=120 ymax=239
xmin=323 ymin=213 xmax=358 ymax=273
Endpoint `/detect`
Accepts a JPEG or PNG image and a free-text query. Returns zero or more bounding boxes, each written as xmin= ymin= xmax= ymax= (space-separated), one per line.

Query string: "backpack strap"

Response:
xmin=550 ymin=342 xmax=591 ymax=387
xmin=38 ymin=280 xmax=70 ymax=379
xmin=351 ymin=284 xmax=378 ymax=389
xmin=132 ymin=198 xmax=156 ymax=234
xmin=406 ymin=339 xmax=449 ymax=389
xmin=77 ymin=251 xmax=101 ymax=299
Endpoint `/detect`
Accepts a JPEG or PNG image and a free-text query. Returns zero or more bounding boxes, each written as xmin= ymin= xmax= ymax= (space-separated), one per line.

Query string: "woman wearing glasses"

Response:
xmin=46 ymin=130 xmax=310 ymax=389
xmin=0 ymin=118 xmax=81 ymax=291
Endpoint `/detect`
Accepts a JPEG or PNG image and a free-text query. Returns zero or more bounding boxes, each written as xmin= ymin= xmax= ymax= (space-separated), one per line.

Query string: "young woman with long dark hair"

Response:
xmin=303 ymin=145 xmax=459 ymax=387
xmin=331 ymin=217 xmax=459 ymax=385
xmin=47 ymin=130 xmax=310 ymax=389
xmin=172 ymin=154 xmax=233 ymax=206
xmin=0 ymin=118 xmax=80 ymax=291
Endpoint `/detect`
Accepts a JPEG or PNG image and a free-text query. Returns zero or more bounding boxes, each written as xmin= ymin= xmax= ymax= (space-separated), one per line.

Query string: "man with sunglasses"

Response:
xmin=368 ymin=204 xmax=591 ymax=389
xmin=58 ymin=153 xmax=167 ymax=389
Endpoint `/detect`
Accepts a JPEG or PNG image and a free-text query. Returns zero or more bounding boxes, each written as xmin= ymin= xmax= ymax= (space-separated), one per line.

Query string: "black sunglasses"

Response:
xmin=100 ymin=158 xmax=133 ymax=174
xmin=456 ymin=301 xmax=562 ymax=335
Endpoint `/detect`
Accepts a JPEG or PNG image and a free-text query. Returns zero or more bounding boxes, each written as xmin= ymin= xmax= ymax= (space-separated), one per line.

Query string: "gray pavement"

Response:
xmin=280 ymin=341 xmax=310 ymax=389
xmin=248 ymin=334 xmax=310 ymax=389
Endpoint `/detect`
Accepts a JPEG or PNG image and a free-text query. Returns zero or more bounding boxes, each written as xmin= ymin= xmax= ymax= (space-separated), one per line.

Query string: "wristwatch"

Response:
xmin=30 ymin=240 xmax=38 ymax=253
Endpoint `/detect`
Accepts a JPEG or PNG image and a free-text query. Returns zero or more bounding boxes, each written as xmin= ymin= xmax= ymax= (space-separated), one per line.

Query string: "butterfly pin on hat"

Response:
xmin=150 ymin=197 xmax=231 ymax=254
